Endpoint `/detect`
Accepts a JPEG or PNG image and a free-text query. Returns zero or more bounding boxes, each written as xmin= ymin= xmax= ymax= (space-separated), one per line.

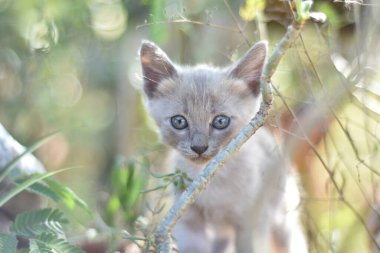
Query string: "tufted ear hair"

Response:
xmin=139 ymin=40 xmax=177 ymax=98
xmin=229 ymin=41 xmax=268 ymax=96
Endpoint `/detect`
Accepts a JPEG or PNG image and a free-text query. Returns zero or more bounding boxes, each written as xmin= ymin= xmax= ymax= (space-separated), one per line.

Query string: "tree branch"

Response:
xmin=154 ymin=5 xmax=311 ymax=252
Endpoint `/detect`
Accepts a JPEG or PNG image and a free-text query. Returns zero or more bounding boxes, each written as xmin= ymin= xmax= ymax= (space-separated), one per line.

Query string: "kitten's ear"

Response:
xmin=229 ymin=41 xmax=268 ymax=96
xmin=140 ymin=40 xmax=177 ymax=98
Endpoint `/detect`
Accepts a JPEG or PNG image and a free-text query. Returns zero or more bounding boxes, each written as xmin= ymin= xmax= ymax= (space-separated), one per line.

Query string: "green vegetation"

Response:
xmin=0 ymin=0 xmax=379 ymax=252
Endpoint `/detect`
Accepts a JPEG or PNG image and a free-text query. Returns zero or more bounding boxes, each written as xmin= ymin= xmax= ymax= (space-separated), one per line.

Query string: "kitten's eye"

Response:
xmin=171 ymin=115 xmax=188 ymax=130
xmin=212 ymin=115 xmax=230 ymax=130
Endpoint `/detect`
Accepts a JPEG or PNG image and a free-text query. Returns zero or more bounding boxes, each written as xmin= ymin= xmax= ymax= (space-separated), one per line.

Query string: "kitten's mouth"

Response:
xmin=190 ymin=155 xmax=212 ymax=164
xmin=178 ymin=148 xmax=219 ymax=164
xmin=186 ymin=152 xmax=218 ymax=164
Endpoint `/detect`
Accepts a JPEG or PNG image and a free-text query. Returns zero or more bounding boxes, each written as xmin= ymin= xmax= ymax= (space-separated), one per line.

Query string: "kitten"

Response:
xmin=139 ymin=41 xmax=307 ymax=253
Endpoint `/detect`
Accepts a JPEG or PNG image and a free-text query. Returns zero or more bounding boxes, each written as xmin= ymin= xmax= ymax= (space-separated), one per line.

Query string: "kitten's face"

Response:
xmin=140 ymin=41 xmax=267 ymax=164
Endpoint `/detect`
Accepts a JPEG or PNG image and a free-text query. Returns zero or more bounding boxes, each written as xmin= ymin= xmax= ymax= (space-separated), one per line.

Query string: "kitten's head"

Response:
xmin=140 ymin=41 xmax=267 ymax=164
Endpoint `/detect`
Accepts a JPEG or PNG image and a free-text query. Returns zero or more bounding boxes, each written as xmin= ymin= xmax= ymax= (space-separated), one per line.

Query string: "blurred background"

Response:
xmin=0 ymin=0 xmax=380 ymax=252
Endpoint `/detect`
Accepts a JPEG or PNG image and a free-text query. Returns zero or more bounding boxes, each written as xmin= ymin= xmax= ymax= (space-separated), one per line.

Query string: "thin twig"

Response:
xmin=272 ymin=84 xmax=343 ymax=194
xmin=272 ymin=83 xmax=380 ymax=251
xmin=223 ymin=0 xmax=251 ymax=46
xmin=298 ymin=34 xmax=380 ymax=178
xmin=333 ymin=0 xmax=380 ymax=6
xmin=136 ymin=19 xmax=238 ymax=33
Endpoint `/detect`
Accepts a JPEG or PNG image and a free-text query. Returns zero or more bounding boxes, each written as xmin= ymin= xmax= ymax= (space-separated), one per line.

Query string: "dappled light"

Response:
xmin=89 ymin=0 xmax=127 ymax=40
xmin=0 ymin=0 xmax=379 ymax=253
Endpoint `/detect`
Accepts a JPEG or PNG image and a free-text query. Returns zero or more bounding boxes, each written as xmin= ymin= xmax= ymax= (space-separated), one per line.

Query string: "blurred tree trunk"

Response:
xmin=0 ymin=123 xmax=46 ymax=237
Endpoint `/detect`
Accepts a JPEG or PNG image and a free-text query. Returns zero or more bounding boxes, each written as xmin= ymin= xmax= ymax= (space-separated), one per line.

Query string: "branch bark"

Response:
xmin=154 ymin=13 xmax=309 ymax=253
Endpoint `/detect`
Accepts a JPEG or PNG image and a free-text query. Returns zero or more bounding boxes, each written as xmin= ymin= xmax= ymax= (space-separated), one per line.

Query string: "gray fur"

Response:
xmin=139 ymin=41 xmax=307 ymax=253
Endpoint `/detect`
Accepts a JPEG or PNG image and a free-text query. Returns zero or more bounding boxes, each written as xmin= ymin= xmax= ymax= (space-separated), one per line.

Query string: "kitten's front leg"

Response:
xmin=235 ymin=225 xmax=254 ymax=253
xmin=173 ymin=205 xmax=212 ymax=253
xmin=235 ymin=222 xmax=271 ymax=253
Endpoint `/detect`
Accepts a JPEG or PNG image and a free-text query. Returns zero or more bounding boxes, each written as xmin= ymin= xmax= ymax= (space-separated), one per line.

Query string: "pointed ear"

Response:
xmin=140 ymin=40 xmax=177 ymax=98
xmin=229 ymin=41 xmax=267 ymax=96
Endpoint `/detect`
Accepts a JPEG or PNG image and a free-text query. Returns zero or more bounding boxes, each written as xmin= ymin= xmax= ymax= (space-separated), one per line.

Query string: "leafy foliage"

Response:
xmin=4 ymin=208 xmax=85 ymax=253
xmin=10 ymin=208 xmax=67 ymax=237
xmin=0 ymin=131 xmax=58 ymax=183
xmin=143 ymin=168 xmax=193 ymax=194
xmin=105 ymin=157 xmax=147 ymax=227
xmin=29 ymin=233 xmax=84 ymax=253
xmin=239 ymin=0 xmax=265 ymax=21
xmin=121 ymin=165 xmax=194 ymax=251
xmin=0 ymin=168 xmax=75 ymax=207
xmin=28 ymin=177 xmax=90 ymax=212
xmin=0 ymin=234 xmax=17 ymax=253
xmin=0 ymin=137 xmax=88 ymax=252
xmin=0 ymin=0 xmax=379 ymax=253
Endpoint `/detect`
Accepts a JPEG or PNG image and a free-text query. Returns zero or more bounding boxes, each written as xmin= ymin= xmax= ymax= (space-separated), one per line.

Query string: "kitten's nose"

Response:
xmin=191 ymin=145 xmax=208 ymax=155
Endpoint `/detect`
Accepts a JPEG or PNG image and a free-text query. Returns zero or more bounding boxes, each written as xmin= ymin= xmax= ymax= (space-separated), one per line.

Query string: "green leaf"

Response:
xmin=301 ymin=0 xmax=313 ymax=14
xmin=295 ymin=0 xmax=313 ymax=22
xmin=0 ymin=131 xmax=58 ymax=183
xmin=24 ymin=181 xmax=61 ymax=202
xmin=149 ymin=0 xmax=168 ymax=43
xmin=124 ymin=162 xmax=140 ymax=208
xmin=314 ymin=2 xmax=342 ymax=28
xmin=0 ymin=167 xmax=74 ymax=207
xmin=30 ymin=233 xmax=84 ymax=253
xmin=29 ymin=239 xmax=51 ymax=253
xmin=11 ymin=208 xmax=68 ymax=238
xmin=125 ymin=176 xmax=144 ymax=209
xmin=0 ymin=233 xmax=17 ymax=253
xmin=239 ymin=0 xmax=265 ymax=21
xmin=111 ymin=161 xmax=128 ymax=193
xmin=42 ymin=177 xmax=90 ymax=213
xmin=106 ymin=195 xmax=121 ymax=215
xmin=13 ymin=171 xmax=90 ymax=213
xmin=16 ymin=249 xmax=28 ymax=253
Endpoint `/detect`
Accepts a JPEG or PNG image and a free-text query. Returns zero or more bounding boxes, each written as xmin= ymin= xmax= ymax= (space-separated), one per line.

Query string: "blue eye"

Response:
xmin=212 ymin=115 xmax=230 ymax=130
xmin=171 ymin=115 xmax=188 ymax=130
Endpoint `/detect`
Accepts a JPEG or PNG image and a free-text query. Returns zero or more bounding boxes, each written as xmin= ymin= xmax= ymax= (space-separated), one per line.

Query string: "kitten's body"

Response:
xmin=139 ymin=41 xmax=307 ymax=253
xmin=173 ymin=129 xmax=287 ymax=253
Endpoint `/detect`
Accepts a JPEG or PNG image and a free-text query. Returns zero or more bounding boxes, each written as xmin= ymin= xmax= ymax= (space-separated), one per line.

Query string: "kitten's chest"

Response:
xmin=175 ymin=153 xmax=261 ymax=222
xmin=197 ymin=173 xmax=251 ymax=221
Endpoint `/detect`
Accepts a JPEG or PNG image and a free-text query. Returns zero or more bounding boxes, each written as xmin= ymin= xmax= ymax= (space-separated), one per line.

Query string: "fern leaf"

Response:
xmin=10 ymin=208 xmax=68 ymax=238
xmin=0 ymin=233 xmax=17 ymax=253
xmin=31 ymin=233 xmax=84 ymax=253
xmin=29 ymin=239 xmax=51 ymax=253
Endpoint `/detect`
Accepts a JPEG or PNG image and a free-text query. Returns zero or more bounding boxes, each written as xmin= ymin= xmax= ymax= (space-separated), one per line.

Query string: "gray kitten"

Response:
xmin=139 ymin=41 xmax=307 ymax=253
